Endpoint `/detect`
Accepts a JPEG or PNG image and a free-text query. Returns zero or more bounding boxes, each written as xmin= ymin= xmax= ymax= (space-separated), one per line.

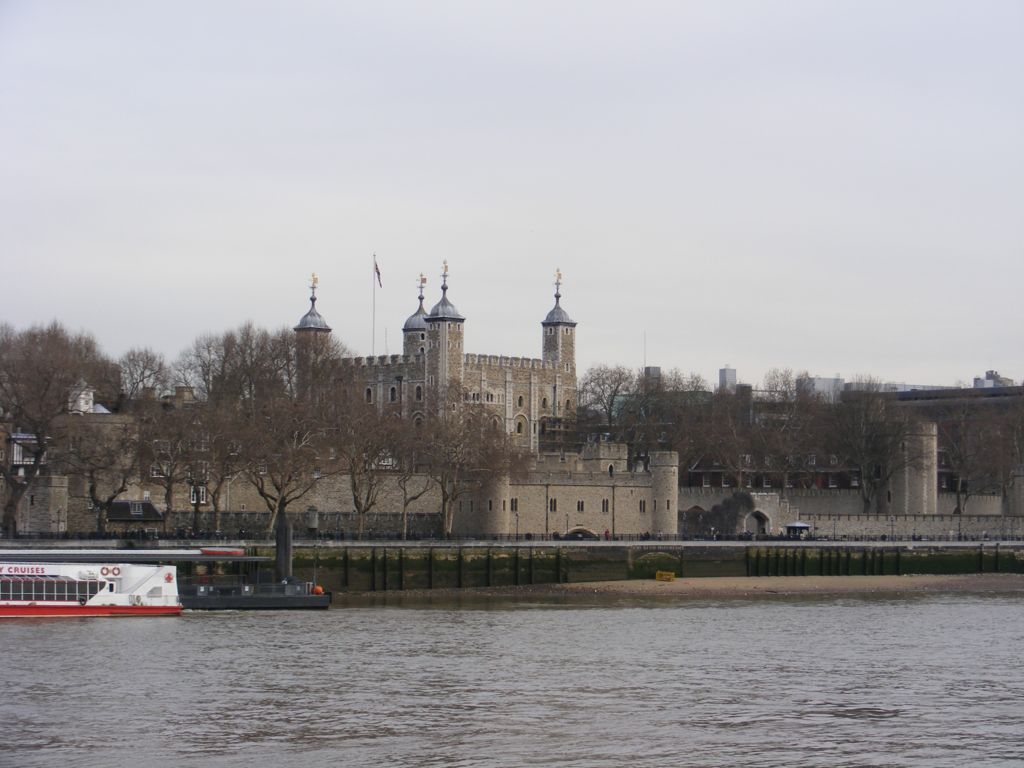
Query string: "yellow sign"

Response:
xmin=655 ymin=571 xmax=676 ymax=582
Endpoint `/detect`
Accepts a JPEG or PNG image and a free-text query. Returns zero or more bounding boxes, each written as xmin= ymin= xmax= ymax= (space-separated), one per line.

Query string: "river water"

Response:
xmin=4 ymin=591 xmax=1024 ymax=768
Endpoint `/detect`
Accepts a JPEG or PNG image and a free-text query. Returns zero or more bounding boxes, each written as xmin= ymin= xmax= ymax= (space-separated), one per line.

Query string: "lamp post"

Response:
xmin=514 ymin=510 xmax=519 ymax=541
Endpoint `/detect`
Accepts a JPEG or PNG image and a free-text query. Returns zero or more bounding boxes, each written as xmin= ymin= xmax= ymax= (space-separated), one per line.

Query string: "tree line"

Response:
xmin=578 ymin=364 xmax=1024 ymax=515
xmin=0 ymin=322 xmax=522 ymax=538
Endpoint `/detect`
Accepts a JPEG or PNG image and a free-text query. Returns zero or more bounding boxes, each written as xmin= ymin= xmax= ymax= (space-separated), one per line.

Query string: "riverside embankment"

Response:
xmin=279 ymin=540 xmax=1024 ymax=593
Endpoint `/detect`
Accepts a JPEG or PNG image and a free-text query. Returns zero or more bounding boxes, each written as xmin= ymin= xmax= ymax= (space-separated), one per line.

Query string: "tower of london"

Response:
xmin=297 ymin=263 xmax=579 ymax=451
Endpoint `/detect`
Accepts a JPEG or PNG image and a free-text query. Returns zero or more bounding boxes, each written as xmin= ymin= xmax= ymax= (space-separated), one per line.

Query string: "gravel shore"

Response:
xmin=332 ymin=573 xmax=1024 ymax=604
xmin=552 ymin=573 xmax=1024 ymax=599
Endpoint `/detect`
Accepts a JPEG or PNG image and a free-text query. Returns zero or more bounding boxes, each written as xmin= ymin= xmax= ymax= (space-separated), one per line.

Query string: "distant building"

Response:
xmin=718 ymin=365 xmax=736 ymax=393
xmin=796 ymin=375 xmax=845 ymax=400
xmin=973 ymin=370 xmax=1015 ymax=389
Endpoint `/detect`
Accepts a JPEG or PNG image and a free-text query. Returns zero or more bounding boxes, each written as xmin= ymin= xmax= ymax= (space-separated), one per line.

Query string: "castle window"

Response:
xmin=390 ymin=386 xmax=397 ymax=402
xmin=420 ymin=333 xmax=425 ymax=340
xmin=542 ymin=397 xmax=548 ymax=409
xmin=365 ymin=388 xmax=372 ymax=403
xmin=565 ymin=399 xmax=571 ymax=410
xmin=516 ymin=421 xmax=524 ymax=435
xmin=549 ymin=498 xmax=557 ymax=512
xmin=547 ymin=327 xmax=553 ymax=336
xmin=608 ymin=464 xmax=614 ymax=477
xmin=639 ymin=500 xmax=646 ymax=514
xmin=413 ymin=416 xmax=423 ymax=429
xmin=602 ymin=499 xmax=609 ymax=513
xmin=517 ymin=395 xmax=524 ymax=408
xmin=419 ymin=347 xmax=424 ymax=354
xmin=415 ymin=385 xmax=422 ymax=401
xmin=576 ymin=500 xmax=584 ymax=512
xmin=510 ymin=498 xmax=518 ymax=512
xmin=488 ymin=500 xmax=493 ymax=511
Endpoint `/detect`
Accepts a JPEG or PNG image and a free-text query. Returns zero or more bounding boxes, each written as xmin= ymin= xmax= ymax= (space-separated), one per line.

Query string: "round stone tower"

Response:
xmin=403 ymin=273 xmax=429 ymax=357
xmin=474 ymin=471 xmax=511 ymax=537
xmin=650 ymin=450 xmax=679 ymax=536
xmin=293 ymin=273 xmax=332 ymax=401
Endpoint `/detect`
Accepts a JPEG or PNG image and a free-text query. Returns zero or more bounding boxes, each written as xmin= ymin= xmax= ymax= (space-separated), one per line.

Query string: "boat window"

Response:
xmin=108 ymin=583 xmax=115 ymax=592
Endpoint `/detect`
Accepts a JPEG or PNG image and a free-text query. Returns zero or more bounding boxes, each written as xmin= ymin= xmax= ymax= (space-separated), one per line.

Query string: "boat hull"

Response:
xmin=0 ymin=604 xmax=182 ymax=618
xmin=180 ymin=593 xmax=330 ymax=610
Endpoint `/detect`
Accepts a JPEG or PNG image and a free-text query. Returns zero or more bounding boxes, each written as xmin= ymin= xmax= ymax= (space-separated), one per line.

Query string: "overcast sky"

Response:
xmin=1 ymin=1 xmax=1021 ymax=388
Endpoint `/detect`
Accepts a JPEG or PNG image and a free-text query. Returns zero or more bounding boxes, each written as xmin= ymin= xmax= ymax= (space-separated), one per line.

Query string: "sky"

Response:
xmin=1 ymin=1 xmax=1021 ymax=389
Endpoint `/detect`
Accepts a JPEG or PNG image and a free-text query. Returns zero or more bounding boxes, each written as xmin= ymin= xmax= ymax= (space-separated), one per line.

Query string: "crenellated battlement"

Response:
xmin=463 ymin=353 xmax=555 ymax=371
xmin=340 ymin=354 xmax=424 ymax=368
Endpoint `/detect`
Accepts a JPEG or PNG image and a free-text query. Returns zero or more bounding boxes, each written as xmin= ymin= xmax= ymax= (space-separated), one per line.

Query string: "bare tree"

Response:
xmin=326 ymin=401 xmax=402 ymax=540
xmin=61 ymin=417 xmax=140 ymax=534
xmin=578 ymin=364 xmax=636 ymax=432
xmin=827 ymin=379 xmax=925 ymax=514
xmin=0 ymin=323 xmax=111 ymax=536
xmin=136 ymin=402 xmax=197 ymax=529
xmin=240 ymin=399 xmax=327 ymax=534
xmin=753 ymin=369 xmax=826 ymax=495
xmin=706 ymin=387 xmax=755 ymax=488
xmin=394 ymin=438 xmax=432 ymax=540
xmin=119 ymin=347 xmax=168 ymax=403
xmin=420 ymin=391 xmax=524 ymax=537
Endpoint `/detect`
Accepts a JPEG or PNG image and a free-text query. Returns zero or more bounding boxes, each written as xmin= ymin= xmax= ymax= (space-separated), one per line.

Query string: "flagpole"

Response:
xmin=371 ymin=254 xmax=376 ymax=356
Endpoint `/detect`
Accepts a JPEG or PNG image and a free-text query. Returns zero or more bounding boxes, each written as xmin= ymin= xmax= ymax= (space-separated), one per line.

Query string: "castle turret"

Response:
xmin=650 ymin=450 xmax=679 ymax=536
xmin=541 ymin=269 xmax=578 ymax=418
xmin=464 ymin=471 xmax=511 ymax=537
xmin=403 ymin=273 xmax=429 ymax=357
xmin=425 ymin=261 xmax=465 ymax=406
xmin=293 ymin=272 xmax=332 ymax=335
xmin=293 ymin=273 xmax=332 ymax=400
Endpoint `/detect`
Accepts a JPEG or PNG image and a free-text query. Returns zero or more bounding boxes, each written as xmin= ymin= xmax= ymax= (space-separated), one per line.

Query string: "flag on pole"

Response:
xmin=374 ymin=255 xmax=383 ymax=287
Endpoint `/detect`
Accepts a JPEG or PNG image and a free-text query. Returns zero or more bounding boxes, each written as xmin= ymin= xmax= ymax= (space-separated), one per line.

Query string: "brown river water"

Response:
xmin=3 ymin=591 xmax=1023 ymax=767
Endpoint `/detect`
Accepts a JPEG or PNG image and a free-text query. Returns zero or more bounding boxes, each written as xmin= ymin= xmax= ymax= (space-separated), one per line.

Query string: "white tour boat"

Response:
xmin=0 ymin=561 xmax=182 ymax=618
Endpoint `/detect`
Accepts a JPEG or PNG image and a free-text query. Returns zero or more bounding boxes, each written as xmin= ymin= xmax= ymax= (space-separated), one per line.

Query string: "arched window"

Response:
xmin=389 ymin=386 xmax=397 ymax=403
xmin=608 ymin=464 xmax=614 ymax=477
xmin=415 ymin=385 xmax=423 ymax=401
xmin=413 ymin=416 xmax=423 ymax=429
xmin=517 ymin=395 xmax=524 ymax=407
xmin=542 ymin=397 xmax=548 ymax=409
xmin=565 ymin=399 xmax=571 ymax=410
xmin=365 ymin=388 xmax=372 ymax=403
xmin=516 ymin=421 xmax=524 ymax=435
